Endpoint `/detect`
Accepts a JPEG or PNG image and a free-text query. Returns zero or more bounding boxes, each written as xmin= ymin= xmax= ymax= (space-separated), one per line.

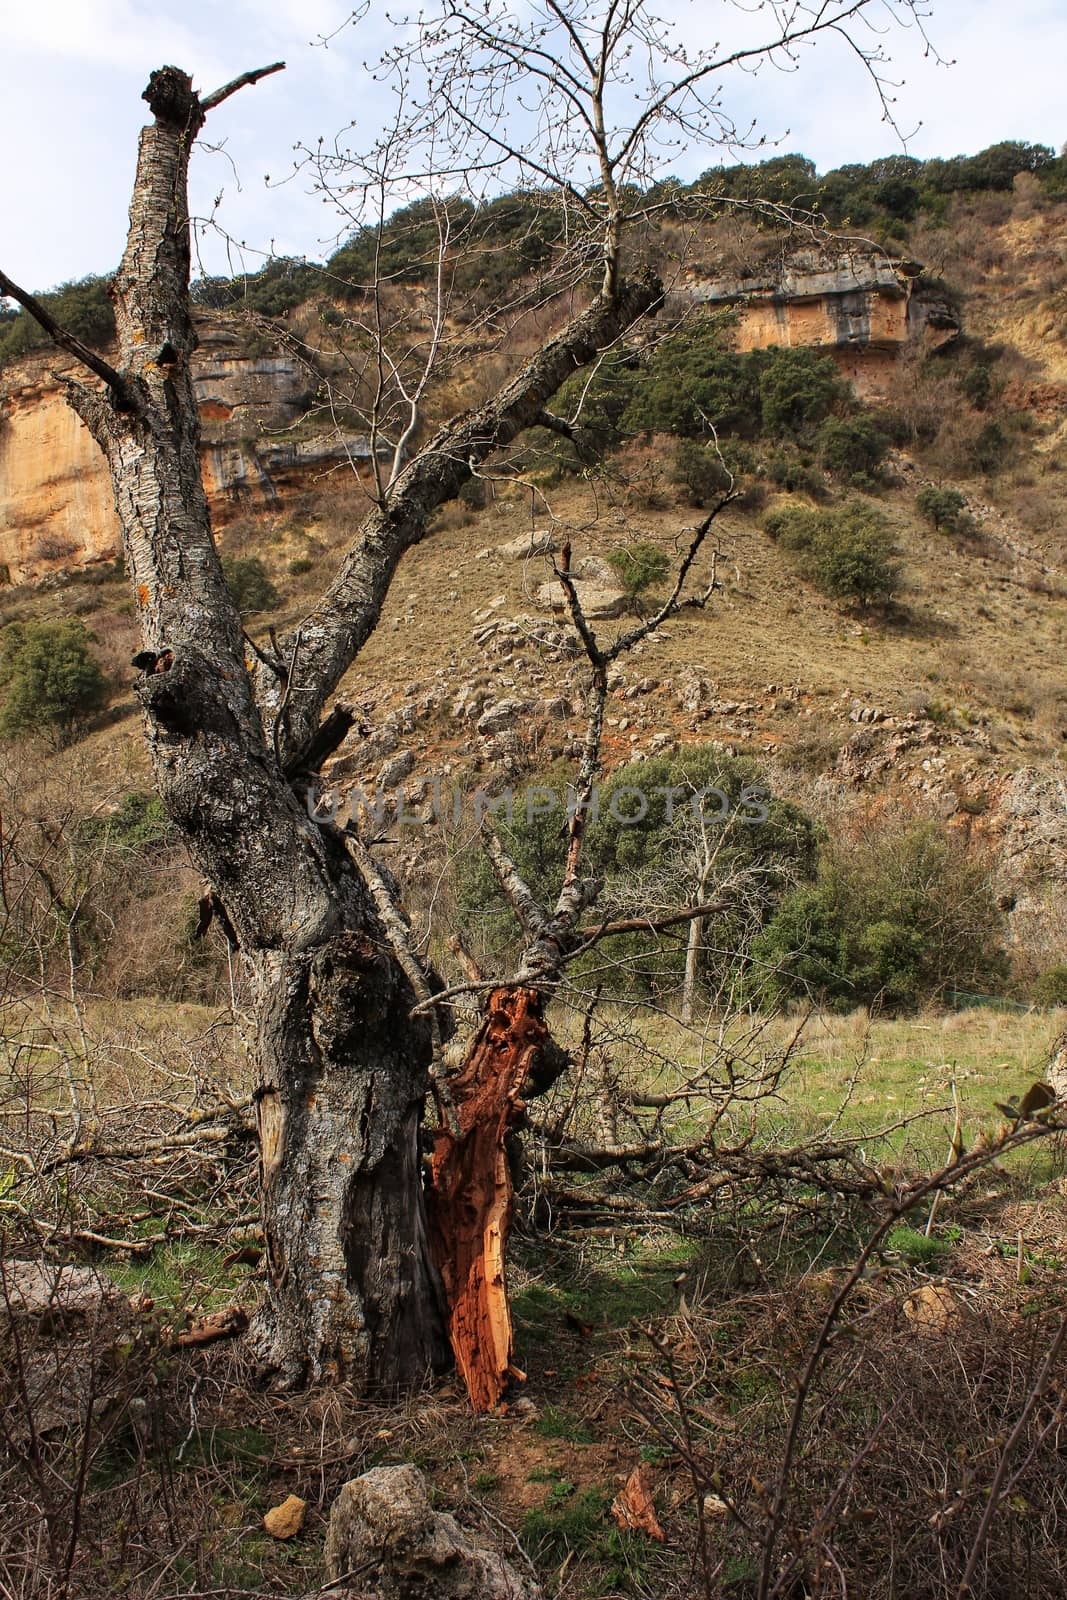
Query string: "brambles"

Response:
xmin=0 ymin=618 xmax=107 ymax=744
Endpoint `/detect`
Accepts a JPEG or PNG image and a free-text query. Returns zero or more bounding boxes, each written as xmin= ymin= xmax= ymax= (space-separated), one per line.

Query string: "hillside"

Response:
xmin=1 ymin=143 xmax=1066 ymax=997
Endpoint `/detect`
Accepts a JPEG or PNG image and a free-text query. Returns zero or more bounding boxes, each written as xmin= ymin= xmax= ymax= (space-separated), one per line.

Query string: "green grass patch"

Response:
xmin=522 ymin=1486 xmax=655 ymax=1591
xmin=532 ymin=1405 xmax=594 ymax=1444
xmin=105 ymin=1242 xmax=247 ymax=1310
xmin=885 ymin=1225 xmax=953 ymax=1267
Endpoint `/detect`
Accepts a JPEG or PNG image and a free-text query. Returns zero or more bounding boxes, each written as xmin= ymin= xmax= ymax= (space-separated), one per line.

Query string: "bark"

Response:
xmin=252 ymin=941 xmax=449 ymax=1389
xmin=427 ymin=988 xmax=549 ymax=1411
xmin=54 ymin=68 xmax=452 ymax=1392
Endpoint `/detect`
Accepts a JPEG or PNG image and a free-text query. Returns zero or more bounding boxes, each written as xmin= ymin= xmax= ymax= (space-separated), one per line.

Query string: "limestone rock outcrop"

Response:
xmin=684 ymin=249 xmax=960 ymax=389
xmin=324 ymin=1464 xmax=541 ymax=1599
xmin=989 ymin=765 xmax=1067 ymax=961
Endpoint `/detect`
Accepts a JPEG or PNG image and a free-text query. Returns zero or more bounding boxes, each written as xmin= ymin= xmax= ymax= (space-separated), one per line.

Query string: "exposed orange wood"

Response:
xmin=427 ymin=987 xmax=547 ymax=1411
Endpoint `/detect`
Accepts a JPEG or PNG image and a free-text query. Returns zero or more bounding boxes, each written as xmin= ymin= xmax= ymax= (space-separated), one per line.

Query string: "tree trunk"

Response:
xmin=52 ymin=69 xmax=451 ymax=1392
xmin=680 ymin=914 xmax=701 ymax=1026
xmin=251 ymin=944 xmax=449 ymax=1390
xmin=427 ymin=988 xmax=548 ymax=1411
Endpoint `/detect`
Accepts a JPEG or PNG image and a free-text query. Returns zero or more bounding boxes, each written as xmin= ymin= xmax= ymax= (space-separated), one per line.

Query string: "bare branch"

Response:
xmin=200 ymin=61 xmax=286 ymax=113
xmin=343 ymin=831 xmax=460 ymax=1136
xmin=0 ymin=268 xmax=138 ymax=412
xmin=267 ymin=273 xmax=662 ymax=757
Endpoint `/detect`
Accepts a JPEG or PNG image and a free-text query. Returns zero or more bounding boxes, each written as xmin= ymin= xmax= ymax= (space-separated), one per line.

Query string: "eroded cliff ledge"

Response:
xmin=0 ymin=251 xmax=959 ymax=584
xmin=0 ymin=316 xmax=381 ymax=583
xmin=684 ymin=250 xmax=960 ymax=390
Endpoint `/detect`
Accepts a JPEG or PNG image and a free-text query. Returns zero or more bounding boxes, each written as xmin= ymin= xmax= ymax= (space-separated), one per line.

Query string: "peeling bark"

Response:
xmin=427 ymin=989 xmax=549 ymax=1411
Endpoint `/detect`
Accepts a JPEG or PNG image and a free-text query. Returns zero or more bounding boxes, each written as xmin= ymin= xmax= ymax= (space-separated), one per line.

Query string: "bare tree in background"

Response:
xmin=0 ymin=0 xmax=935 ymax=1395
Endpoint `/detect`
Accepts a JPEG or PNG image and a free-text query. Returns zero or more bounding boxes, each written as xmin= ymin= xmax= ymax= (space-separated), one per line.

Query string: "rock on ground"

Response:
xmin=324 ymin=1464 xmax=541 ymax=1600
xmin=536 ymin=578 xmax=628 ymax=619
xmin=1 ymin=1262 xmax=141 ymax=1439
xmin=496 ymin=529 xmax=555 ymax=559
xmin=1 ymin=1262 xmax=129 ymax=1329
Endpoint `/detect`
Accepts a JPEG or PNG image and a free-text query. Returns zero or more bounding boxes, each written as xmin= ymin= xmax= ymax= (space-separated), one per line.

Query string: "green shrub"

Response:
xmin=916 ymin=485 xmax=970 ymax=534
xmin=672 ymin=438 xmax=738 ymax=505
xmin=0 ymin=276 xmax=115 ymax=367
xmin=94 ymin=790 xmax=172 ymax=850
xmin=606 ymin=541 xmax=670 ymax=603
xmin=958 ymin=362 xmax=993 ymax=409
xmin=0 ymin=619 xmax=108 ymax=744
xmin=807 ymin=503 xmax=901 ymax=609
xmin=768 ymin=502 xmax=900 ymax=608
xmin=751 ymin=819 xmax=1008 ymax=1013
xmin=1032 ymin=965 xmax=1067 ymax=1007
xmin=759 ymin=444 xmax=826 ymax=496
xmin=452 ymin=750 xmax=816 ymax=998
xmin=221 ymin=555 xmax=280 ymax=618
xmin=758 ymin=347 xmax=846 ymax=433
xmin=764 ymin=503 xmax=820 ymax=549
xmin=621 ymin=326 xmax=764 ymax=438
xmin=817 ymin=415 xmax=890 ymax=482
xmin=969 ymin=419 xmax=1009 ymax=476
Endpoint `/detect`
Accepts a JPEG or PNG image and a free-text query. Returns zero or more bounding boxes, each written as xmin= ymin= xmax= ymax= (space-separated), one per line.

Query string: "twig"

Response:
xmin=955 ymin=1309 xmax=1067 ymax=1597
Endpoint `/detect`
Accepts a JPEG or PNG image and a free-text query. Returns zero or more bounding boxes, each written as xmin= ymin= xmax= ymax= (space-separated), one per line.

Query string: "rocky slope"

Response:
xmin=3 ymin=190 xmax=1066 ymax=982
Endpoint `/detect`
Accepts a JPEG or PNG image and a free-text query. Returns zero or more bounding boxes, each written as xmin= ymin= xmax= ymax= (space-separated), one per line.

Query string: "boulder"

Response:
xmin=0 ymin=1262 xmax=129 ymax=1331
xmin=1 ymin=1263 xmax=141 ymax=1440
xmin=477 ymin=699 xmax=528 ymax=736
xmin=571 ymin=554 xmax=615 ymax=583
xmin=496 ymin=529 xmax=555 ymax=559
xmin=377 ymin=750 xmax=416 ymax=790
xmin=536 ymin=579 xmax=628 ymax=619
xmin=472 ymin=595 xmax=508 ymax=624
xmin=324 ymin=1464 xmax=541 ymax=1599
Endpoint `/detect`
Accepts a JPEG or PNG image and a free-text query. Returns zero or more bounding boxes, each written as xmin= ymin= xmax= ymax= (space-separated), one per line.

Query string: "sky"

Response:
xmin=0 ymin=0 xmax=1063 ymax=294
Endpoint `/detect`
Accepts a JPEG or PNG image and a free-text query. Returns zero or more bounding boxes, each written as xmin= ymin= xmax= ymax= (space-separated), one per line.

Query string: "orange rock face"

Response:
xmin=684 ymin=249 xmax=959 ymax=394
xmin=0 ymin=373 xmax=118 ymax=580
xmin=0 ymin=316 xmax=383 ymax=584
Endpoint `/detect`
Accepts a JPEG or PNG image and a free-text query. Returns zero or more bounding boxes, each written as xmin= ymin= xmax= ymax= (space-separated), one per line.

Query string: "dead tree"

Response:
xmin=0 ymin=0 xmax=935 ymax=1395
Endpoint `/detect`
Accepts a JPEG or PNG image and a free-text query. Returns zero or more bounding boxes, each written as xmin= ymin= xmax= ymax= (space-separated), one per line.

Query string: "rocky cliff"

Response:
xmin=685 ymin=250 xmax=960 ymax=389
xmin=0 ymin=317 xmax=381 ymax=583
xmin=0 ymin=251 xmax=958 ymax=584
